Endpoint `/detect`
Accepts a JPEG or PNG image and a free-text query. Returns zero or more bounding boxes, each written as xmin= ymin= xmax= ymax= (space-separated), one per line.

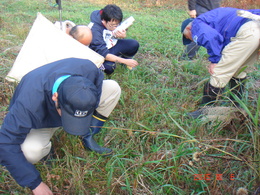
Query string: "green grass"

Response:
xmin=0 ymin=0 xmax=259 ymax=194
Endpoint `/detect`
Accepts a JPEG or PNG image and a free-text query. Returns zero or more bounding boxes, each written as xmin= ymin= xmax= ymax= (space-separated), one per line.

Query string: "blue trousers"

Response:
xmin=104 ymin=39 xmax=139 ymax=74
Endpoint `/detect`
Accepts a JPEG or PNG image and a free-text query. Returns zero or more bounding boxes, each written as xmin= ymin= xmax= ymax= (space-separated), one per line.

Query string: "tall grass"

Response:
xmin=0 ymin=0 xmax=259 ymax=194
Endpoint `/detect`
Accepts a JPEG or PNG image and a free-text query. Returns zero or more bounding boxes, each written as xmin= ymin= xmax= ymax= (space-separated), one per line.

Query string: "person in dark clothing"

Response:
xmin=88 ymin=4 xmax=139 ymax=75
xmin=0 ymin=58 xmax=121 ymax=194
xmin=180 ymin=0 xmax=222 ymax=60
xmin=181 ymin=8 xmax=260 ymax=118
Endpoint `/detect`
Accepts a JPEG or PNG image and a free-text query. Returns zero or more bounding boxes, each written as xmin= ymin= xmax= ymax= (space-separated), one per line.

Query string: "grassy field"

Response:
xmin=0 ymin=0 xmax=259 ymax=194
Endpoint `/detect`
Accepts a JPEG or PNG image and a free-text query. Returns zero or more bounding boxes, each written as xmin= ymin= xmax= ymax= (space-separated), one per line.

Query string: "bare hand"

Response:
xmin=189 ymin=10 xmax=197 ymax=18
xmin=124 ymin=59 xmax=138 ymax=68
xmin=32 ymin=182 xmax=53 ymax=195
xmin=114 ymin=29 xmax=127 ymax=39
xmin=208 ymin=63 xmax=217 ymax=75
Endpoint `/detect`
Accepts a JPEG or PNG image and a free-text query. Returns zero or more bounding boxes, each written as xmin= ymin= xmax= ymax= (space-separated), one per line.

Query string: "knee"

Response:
xmin=104 ymin=80 xmax=121 ymax=95
xmin=21 ymin=141 xmax=52 ymax=164
xmin=111 ymin=80 xmax=121 ymax=95
xmin=130 ymin=40 xmax=139 ymax=52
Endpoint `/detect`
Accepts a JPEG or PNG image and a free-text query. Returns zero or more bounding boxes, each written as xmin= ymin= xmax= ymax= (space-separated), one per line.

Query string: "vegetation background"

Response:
xmin=0 ymin=0 xmax=259 ymax=194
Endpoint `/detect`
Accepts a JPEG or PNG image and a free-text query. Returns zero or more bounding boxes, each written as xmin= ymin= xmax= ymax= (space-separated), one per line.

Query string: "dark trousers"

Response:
xmin=104 ymin=39 xmax=139 ymax=74
xmin=182 ymin=41 xmax=200 ymax=59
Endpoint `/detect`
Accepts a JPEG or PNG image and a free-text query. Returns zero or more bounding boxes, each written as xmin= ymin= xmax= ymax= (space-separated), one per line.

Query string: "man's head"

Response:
xmin=101 ymin=4 xmax=123 ymax=31
xmin=181 ymin=18 xmax=194 ymax=45
xmin=69 ymin=25 xmax=93 ymax=46
xmin=53 ymin=76 xmax=98 ymax=135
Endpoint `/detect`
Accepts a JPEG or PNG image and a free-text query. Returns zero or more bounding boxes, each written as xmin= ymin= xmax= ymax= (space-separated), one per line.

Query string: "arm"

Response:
xmin=105 ymin=53 xmax=138 ymax=68
xmin=0 ymin=110 xmax=42 ymax=190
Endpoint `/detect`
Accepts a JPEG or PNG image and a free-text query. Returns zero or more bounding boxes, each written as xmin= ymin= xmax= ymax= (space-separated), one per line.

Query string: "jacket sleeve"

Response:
xmin=192 ymin=20 xmax=224 ymax=63
xmin=0 ymin=108 xmax=42 ymax=190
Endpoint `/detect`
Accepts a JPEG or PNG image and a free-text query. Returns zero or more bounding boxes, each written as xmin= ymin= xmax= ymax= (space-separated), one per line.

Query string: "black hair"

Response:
xmin=69 ymin=25 xmax=79 ymax=39
xmin=101 ymin=4 xmax=123 ymax=23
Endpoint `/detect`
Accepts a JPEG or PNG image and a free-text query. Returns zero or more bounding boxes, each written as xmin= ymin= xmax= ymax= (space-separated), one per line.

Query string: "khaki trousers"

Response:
xmin=21 ymin=80 xmax=121 ymax=163
xmin=210 ymin=21 xmax=260 ymax=88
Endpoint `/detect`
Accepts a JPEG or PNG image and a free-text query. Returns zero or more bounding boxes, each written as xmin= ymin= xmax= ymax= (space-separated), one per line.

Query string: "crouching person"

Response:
xmin=0 ymin=58 xmax=121 ymax=194
xmin=181 ymin=7 xmax=260 ymax=118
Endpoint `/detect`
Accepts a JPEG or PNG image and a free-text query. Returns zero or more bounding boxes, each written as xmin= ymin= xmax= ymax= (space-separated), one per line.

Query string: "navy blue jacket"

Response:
xmin=89 ymin=10 xmax=111 ymax=58
xmin=192 ymin=7 xmax=260 ymax=63
xmin=0 ymin=58 xmax=104 ymax=190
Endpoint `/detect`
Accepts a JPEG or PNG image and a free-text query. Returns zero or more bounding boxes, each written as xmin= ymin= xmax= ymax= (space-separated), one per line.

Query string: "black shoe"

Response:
xmin=187 ymin=108 xmax=205 ymax=119
xmin=81 ymin=136 xmax=113 ymax=156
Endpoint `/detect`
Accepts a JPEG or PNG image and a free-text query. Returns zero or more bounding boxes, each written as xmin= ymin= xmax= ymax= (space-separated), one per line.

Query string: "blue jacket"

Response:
xmin=89 ymin=10 xmax=110 ymax=58
xmin=0 ymin=58 xmax=104 ymax=190
xmin=192 ymin=7 xmax=260 ymax=63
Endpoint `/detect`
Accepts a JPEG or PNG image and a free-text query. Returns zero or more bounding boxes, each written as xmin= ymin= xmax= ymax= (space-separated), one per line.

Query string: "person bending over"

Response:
xmin=0 ymin=58 xmax=121 ymax=194
xmin=181 ymin=7 xmax=260 ymax=118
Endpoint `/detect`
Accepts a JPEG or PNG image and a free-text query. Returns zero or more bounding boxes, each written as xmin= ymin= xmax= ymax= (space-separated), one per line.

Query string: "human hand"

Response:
xmin=208 ymin=63 xmax=217 ymax=75
xmin=124 ymin=59 xmax=138 ymax=69
xmin=114 ymin=29 xmax=126 ymax=39
xmin=32 ymin=182 xmax=53 ymax=195
xmin=189 ymin=10 xmax=197 ymax=18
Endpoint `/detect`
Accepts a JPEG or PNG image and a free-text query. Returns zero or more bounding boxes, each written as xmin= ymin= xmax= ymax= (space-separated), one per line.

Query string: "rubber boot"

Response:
xmin=81 ymin=112 xmax=113 ymax=156
xmin=188 ymin=82 xmax=224 ymax=119
xmin=229 ymin=77 xmax=246 ymax=106
xmin=201 ymin=82 xmax=224 ymax=105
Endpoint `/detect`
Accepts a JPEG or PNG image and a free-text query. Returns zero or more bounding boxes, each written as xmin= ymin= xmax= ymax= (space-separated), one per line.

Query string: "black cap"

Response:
xmin=181 ymin=18 xmax=194 ymax=45
xmin=57 ymin=76 xmax=98 ymax=135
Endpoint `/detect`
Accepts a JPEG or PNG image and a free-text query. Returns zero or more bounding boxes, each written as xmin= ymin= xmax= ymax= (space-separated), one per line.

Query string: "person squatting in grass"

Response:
xmin=180 ymin=0 xmax=222 ymax=60
xmin=0 ymin=58 xmax=121 ymax=194
xmin=88 ymin=4 xmax=139 ymax=75
xmin=181 ymin=7 xmax=260 ymax=118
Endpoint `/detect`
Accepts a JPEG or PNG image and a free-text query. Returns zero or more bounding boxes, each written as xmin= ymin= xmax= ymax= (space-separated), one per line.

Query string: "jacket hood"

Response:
xmin=90 ymin=10 xmax=103 ymax=26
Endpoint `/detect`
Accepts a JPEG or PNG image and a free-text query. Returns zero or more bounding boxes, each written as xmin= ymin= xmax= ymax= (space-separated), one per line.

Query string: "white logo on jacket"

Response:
xmin=193 ymin=35 xmax=198 ymax=44
xmin=103 ymin=29 xmax=118 ymax=49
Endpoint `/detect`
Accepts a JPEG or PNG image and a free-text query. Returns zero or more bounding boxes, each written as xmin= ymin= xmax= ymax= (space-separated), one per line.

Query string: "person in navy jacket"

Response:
xmin=0 ymin=58 xmax=121 ymax=194
xmin=88 ymin=4 xmax=139 ymax=75
xmin=181 ymin=7 xmax=260 ymax=118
